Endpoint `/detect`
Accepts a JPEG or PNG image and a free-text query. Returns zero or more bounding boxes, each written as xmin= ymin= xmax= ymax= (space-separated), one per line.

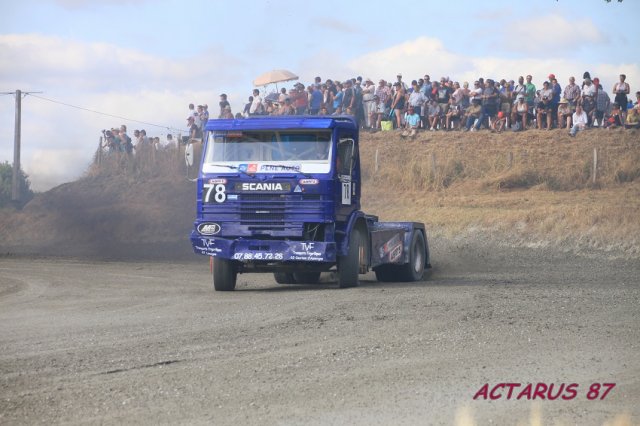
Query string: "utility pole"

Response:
xmin=12 ymin=89 xmax=21 ymax=202
xmin=1 ymin=89 xmax=42 ymax=204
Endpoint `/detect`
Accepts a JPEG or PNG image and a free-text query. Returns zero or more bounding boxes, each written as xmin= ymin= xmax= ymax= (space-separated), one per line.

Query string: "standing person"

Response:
xmin=374 ymin=80 xmax=391 ymax=129
xmin=308 ymin=85 xmax=323 ymax=115
xmin=218 ymin=94 xmax=230 ymax=118
xmin=563 ymin=76 xmax=581 ymax=112
xmin=593 ymin=80 xmax=611 ymax=127
xmin=408 ymin=81 xmax=426 ymax=118
xmin=342 ymin=80 xmax=355 ymax=115
xmin=201 ymin=104 xmax=210 ymax=126
xmin=569 ymin=104 xmax=588 ymax=137
xmin=249 ymin=89 xmax=264 ymax=115
xmin=549 ymin=75 xmax=561 ymax=128
xmin=524 ymin=75 xmax=536 ymax=110
xmin=293 ymin=83 xmax=308 ymax=115
xmin=120 ymin=125 xmax=133 ymax=154
xmin=390 ymin=82 xmax=406 ymax=129
xmin=362 ymin=79 xmax=376 ymax=129
xmin=612 ymin=74 xmax=630 ymax=122
xmin=512 ymin=76 xmax=526 ymax=101
xmin=396 ymin=73 xmax=408 ymax=92
xmin=332 ymin=83 xmax=344 ymax=114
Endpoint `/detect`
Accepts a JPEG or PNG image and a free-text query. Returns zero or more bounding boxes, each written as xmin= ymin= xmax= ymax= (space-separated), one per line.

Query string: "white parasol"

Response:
xmin=253 ymin=69 xmax=299 ymax=87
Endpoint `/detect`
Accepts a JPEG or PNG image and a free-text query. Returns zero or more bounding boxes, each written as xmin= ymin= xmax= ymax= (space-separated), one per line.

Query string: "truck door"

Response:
xmin=335 ymin=137 xmax=359 ymax=223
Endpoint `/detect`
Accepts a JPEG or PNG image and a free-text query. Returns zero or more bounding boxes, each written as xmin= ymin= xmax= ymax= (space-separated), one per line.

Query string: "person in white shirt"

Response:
xmin=569 ymin=104 xmax=588 ymax=137
xmin=249 ymin=89 xmax=263 ymax=115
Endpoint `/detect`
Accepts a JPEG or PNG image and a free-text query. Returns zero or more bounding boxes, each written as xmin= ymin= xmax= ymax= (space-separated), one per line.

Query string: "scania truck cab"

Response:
xmin=190 ymin=116 xmax=430 ymax=291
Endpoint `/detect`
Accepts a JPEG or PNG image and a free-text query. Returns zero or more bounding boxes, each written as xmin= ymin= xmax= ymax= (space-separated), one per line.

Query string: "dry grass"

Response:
xmin=360 ymin=128 xmax=640 ymax=257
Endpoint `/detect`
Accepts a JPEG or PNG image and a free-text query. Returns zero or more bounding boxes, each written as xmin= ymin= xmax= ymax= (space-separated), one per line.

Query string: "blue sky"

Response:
xmin=1 ymin=0 xmax=638 ymax=190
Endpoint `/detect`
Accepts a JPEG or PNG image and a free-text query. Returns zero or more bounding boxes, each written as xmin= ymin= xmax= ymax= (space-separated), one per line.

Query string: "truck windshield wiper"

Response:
xmin=210 ymin=164 xmax=256 ymax=178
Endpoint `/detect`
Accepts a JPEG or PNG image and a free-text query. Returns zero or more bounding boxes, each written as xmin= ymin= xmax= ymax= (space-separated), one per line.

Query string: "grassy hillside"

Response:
xmin=359 ymin=128 xmax=640 ymax=257
xmin=0 ymin=128 xmax=638 ymax=259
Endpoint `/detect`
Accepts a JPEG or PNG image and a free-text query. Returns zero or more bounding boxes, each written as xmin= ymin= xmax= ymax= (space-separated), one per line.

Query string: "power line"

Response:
xmin=27 ymin=93 xmax=184 ymax=133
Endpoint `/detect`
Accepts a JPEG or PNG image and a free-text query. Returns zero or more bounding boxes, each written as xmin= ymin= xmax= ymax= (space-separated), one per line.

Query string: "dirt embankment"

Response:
xmin=0 ymin=128 xmax=638 ymax=259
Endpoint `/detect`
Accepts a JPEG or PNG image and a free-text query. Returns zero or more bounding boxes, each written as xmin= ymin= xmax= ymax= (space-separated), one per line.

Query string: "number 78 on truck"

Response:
xmin=190 ymin=115 xmax=431 ymax=291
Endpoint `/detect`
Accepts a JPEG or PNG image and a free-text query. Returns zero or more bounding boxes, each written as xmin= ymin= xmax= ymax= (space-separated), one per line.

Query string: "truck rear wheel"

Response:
xmin=293 ymin=272 xmax=321 ymax=284
xmin=213 ymin=258 xmax=237 ymax=291
xmin=338 ymin=227 xmax=366 ymax=288
xmin=374 ymin=265 xmax=397 ymax=282
xmin=274 ymin=272 xmax=296 ymax=284
xmin=398 ymin=231 xmax=426 ymax=282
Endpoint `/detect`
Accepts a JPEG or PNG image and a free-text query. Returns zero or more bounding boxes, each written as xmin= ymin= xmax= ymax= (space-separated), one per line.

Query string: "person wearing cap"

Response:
xmin=362 ymin=79 xmax=376 ymax=129
xmin=292 ymin=83 xmax=308 ymax=115
xmin=510 ymin=94 xmax=529 ymax=131
xmin=557 ymin=98 xmax=572 ymax=129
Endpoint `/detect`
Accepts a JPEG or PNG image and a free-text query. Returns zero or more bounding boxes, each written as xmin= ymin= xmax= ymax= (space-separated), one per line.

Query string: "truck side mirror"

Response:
xmin=337 ymin=138 xmax=355 ymax=176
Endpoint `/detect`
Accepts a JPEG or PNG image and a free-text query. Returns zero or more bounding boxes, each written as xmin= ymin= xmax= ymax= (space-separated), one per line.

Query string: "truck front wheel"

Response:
xmin=213 ymin=258 xmax=238 ymax=291
xmin=338 ymin=227 xmax=366 ymax=288
xmin=274 ymin=272 xmax=296 ymax=284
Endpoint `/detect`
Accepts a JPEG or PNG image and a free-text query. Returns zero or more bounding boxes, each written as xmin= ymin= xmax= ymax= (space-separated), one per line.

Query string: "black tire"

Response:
xmin=213 ymin=258 xmax=237 ymax=291
xmin=338 ymin=226 xmax=366 ymax=288
xmin=398 ymin=231 xmax=426 ymax=282
xmin=293 ymin=271 xmax=321 ymax=284
xmin=274 ymin=272 xmax=296 ymax=284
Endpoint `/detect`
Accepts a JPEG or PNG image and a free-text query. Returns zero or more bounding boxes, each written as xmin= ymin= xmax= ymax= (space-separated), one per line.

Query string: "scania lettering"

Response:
xmin=190 ymin=116 xmax=431 ymax=291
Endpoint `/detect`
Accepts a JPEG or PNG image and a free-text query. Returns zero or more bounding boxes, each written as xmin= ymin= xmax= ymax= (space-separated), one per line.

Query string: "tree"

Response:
xmin=0 ymin=161 xmax=35 ymax=208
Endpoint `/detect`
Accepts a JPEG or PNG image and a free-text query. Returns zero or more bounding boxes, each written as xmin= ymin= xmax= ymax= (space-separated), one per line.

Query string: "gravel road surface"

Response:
xmin=0 ymin=239 xmax=638 ymax=425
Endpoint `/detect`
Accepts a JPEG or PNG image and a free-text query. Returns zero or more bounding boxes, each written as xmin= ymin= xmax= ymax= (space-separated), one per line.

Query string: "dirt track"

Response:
xmin=0 ymin=239 xmax=639 ymax=425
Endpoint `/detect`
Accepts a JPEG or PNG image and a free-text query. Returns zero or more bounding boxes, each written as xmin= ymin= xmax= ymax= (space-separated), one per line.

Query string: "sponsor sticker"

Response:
xmin=208 ymin=178 xmax=227 ymax=184
xmin=197 ymin=222 xmax=221 ymax=235
xmin=299 ymin=179 xmax=319 ymax=185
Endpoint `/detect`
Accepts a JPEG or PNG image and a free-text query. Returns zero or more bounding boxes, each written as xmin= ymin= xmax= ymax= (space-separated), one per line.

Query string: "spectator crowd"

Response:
xmin=213 ymin=71 xmax=639 ymax=137
xmin=101 ymin=70 xmax=638 ymax=155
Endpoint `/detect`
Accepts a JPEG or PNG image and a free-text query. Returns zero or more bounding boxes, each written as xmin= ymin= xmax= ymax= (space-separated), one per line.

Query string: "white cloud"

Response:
xmin=345 ymin=35 xmax=638 ymax=92
xmin=0 ymin=33 xmax=245 ymax=190
xmin=498 ymin=14 xmax=607 ymax=54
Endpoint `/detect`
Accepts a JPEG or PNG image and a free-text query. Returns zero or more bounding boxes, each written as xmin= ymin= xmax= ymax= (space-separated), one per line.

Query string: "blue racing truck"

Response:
xmin=190 ymin=115 xmax=430 ymax=291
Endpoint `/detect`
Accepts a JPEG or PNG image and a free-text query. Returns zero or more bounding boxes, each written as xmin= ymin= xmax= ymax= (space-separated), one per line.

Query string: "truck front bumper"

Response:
xmin=191 ymin=233 xmax=336 ymax=262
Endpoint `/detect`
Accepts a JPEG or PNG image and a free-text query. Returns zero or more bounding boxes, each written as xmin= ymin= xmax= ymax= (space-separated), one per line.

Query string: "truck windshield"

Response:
xmin=202 ymin=130 xmax=332 ymax=174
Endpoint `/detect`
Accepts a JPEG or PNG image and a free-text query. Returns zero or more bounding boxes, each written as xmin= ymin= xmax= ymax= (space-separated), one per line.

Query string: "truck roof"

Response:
xmin=204 ymin=115 xmax=358 ymax=132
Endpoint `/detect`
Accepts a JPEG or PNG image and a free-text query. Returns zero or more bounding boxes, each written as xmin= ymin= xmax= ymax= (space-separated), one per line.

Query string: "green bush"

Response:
xmin=0 ymin=161 xmax=34 ymax=208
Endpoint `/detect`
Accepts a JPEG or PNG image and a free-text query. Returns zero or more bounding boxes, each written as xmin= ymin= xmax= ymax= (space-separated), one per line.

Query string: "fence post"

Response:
xmin=430 ymin=152 xmax=437 ymax=182
xmin=592 ymin=147 xmax=598 ymax=184
xmin=375 ymin=149 xmax=379 ymax=173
